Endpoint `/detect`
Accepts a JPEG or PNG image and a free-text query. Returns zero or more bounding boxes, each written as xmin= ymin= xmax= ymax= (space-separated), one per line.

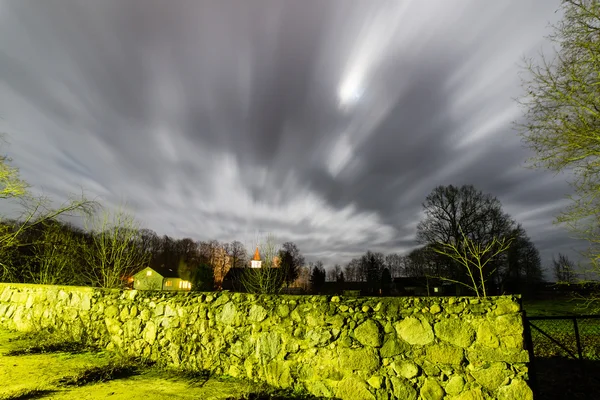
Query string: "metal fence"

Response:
xmin=525 ymin=315 xmax=600 ymax=360
xmin=524 ymin=314 xmax=600 ymax=399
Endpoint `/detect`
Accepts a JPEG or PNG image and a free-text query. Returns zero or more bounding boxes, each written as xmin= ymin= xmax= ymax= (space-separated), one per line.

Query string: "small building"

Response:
xmin=133 ymin=266 xmax=192 ymax=291
xmin=251 ymin=247 xmax=262 ymax=268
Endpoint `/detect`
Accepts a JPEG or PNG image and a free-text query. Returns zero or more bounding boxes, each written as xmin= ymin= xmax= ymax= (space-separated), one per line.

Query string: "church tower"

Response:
xmin=251 ymin=246 xmax=262 ymax=268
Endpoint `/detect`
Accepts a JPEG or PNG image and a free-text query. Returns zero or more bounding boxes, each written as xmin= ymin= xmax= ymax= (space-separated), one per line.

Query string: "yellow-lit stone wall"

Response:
xmin=0 ymin=283 xmax=532 ymax=400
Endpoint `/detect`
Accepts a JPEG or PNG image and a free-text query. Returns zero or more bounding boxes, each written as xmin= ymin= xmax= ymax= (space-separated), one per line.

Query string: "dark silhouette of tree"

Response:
xmin=404 ymin=245 xmax=449 ymax=278
xmin=502 ymin=224 xmax=544 ymax=294
xmin=190 ymin=262 xmax=214 ymax=291
xmin=417 ymin=184 xmax=516 ymax=295
xmin=227 ymin=240 xmax=247 ymax=269
xmin=330 ymin=264 xmax=342 ymax=281
xmin=381 ymin=267 xmax=392 ymax=296
xmin=278 ymin=241 xmax=305 ymax=287
xmin=385 ymin=253 xmax=405 ymax=278
xmin=344 ymin=258 xmax=360 ymax=282
xmin=553 ymin=253 xmax=577 ymax=283
xmin=337 ymin=271 xmax=345 ymax=283
xmin=360 ymin=251 xmax=385 ymax=295
xmin=310 ymin=261 xmax=326 ymax=293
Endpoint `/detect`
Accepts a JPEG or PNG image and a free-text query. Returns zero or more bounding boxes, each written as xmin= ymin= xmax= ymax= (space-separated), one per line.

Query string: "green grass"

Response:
xmin=522 ymin=298 xmax=593 ymax=317
xmin=522 ymin=298 xmax=600 ymax=360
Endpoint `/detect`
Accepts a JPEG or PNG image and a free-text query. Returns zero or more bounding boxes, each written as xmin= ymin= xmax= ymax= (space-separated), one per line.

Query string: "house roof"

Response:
xmin=135 ymin=266 xmax=180 ymax=279
xmin=154 ymin=266 xmax=180 ymax=278
xmin=252 ymin=247 xmax=261 ymax=261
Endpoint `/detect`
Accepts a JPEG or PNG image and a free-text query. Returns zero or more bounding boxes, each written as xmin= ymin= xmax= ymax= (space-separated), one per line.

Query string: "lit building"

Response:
xmin=251 ymin=247 xmax=262 ymax=268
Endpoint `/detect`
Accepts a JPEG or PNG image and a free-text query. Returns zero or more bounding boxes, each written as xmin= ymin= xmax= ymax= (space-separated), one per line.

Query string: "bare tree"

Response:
xmin=81 ymin=206 xmax=150 ymax=288
xmin=227 ymin=240 xmax=247 ymax=269
xmin=385 ymin=253 xmax=406 ymax=278
xmin=0 ymin=192 xmax=97 ymax=282
xmin=417 ymin=184 xmax=516 ymax=292
xmin=25 ymin=220 xmax=84 ymax=285
xmin=240 ymin=233 xmax=284 ymax=294
xmin=553 ymin=252 xmax=577 ymax=283
xmin=344 ymin=258 xmax=360 ymax=282
xmin=333 ymin=264 xmax=342 ymax=281
xmin=432 ymin=226 xmax=514 ymax=298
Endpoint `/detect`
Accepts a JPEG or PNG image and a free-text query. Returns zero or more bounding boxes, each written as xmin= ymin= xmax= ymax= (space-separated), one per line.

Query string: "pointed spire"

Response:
xmin=253 ymin=246 xmax=261 ymax=261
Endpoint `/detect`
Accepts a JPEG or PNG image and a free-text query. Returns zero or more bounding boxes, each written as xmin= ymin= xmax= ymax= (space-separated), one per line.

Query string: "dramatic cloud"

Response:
xmin=0 ymin=0 xmax=589 ymax=277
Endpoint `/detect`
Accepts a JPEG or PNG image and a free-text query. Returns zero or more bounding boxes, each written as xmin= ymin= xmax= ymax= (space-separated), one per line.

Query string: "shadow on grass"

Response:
xmin=226 ymin=392 xmax=339 ymax=400
xmin=224 ymin=386 xmax=340 ymax=400
xmin=56 ymin=357 xmax=153 ymax=387
xmin=4 ymin=340 xmax=94 ymax=356
xmin=5 ymin=329 xmax=100 ymax=356
xmin=0 ymin=389 xmax=58 ymax=400
xmin=532 ymin=358 xmax=600 ymax=400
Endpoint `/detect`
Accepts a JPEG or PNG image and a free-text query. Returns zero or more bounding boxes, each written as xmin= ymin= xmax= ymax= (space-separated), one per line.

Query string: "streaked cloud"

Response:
xmin=0 ymin=0 xmax=588 ymax=277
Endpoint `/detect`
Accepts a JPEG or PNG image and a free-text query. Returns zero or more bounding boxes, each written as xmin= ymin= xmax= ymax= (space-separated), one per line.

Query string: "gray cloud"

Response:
xmin=0 ymin=0 xmax=590 ymax=277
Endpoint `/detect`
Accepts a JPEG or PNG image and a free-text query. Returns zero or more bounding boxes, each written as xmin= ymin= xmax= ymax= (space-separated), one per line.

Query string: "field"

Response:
xmin=521 ymin=297 xmax=594 ymax=317
xmin=521 ymin=297 xmax=600 ymax=400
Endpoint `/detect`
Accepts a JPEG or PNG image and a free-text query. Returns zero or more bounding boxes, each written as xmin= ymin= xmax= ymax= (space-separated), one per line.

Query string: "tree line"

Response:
xmin=0 ymin=139 xmax=580 ymax=297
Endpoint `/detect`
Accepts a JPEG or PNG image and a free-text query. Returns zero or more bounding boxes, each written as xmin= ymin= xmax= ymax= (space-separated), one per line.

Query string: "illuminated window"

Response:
xmin=146 ymin=270 xmax=152 ymax=276
xmin=434 ymin=287 xmax=440 ymax=293
xmin=165 ymin=280 xmax=172 ymax=287
xmin=178 ymin=281 xmax=191 ymax=289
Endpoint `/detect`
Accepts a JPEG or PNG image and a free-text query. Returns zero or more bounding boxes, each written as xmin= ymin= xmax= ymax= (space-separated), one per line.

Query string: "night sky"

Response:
xmin=0 ymin=0 xmax=587 ymax=275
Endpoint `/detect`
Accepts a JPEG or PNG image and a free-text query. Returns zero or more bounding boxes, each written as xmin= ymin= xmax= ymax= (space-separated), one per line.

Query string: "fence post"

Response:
xmin=572 ymin=317 xmax=585 ymax=375
xmin=522 ymin=311 xmax=539 ymax=398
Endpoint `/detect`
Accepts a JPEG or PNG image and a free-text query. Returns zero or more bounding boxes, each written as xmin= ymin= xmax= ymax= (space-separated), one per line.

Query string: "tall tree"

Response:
xmin=502 ymin=224 xmax=544 ymax=293
xmin=380 ymin=267 xmax=392 ymax=296
xmin=310 ymin=261 xmax=326 ymax=293
xmin=553 ymin=252 xmax=577 ymax=283
xmin=417 ymin=184 xmax=516 ymax=294
xmin=385 ymin=253 xmax=405 ymax=278
xmin=278 ymin=241 xmax=305 ymax=287
xmin=24 ymin=219 xmax=84 ymax=285
xmin=81 ymin=206 xmax=149 ymax=288
xmin=326 ymin=265 xmax=342 ymax=282
xmin=344 ymin=258 xmax=360 ymax=282
xmin=360 ymin=251 xmax=385 ymax=295
xmin=227 ymin=240 xmax=247 ymax=269
xmin=515 ymin=0 xmax=600 ymax=290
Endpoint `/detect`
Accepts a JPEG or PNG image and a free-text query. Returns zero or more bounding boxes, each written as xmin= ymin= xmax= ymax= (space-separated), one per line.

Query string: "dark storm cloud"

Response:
xmin=0 ymin=0 xmax=589 ymax=275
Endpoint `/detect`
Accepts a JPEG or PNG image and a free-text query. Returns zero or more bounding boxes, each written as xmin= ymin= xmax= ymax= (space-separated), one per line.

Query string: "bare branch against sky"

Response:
xmin=0 ymin=0 xmax=584 ymax=277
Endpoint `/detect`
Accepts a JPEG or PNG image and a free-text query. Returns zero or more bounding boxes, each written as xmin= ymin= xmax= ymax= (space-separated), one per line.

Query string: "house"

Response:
xmin=133 ymin=266 xmax=192 ymax=291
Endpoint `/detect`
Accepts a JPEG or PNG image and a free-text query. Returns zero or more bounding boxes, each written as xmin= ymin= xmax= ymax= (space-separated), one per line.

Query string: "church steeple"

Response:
xmin=251 ymin=246 xmax=262 ymax=268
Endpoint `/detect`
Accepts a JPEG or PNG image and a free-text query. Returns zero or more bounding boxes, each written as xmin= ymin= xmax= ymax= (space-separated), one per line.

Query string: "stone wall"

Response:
xmin=0 ymin=283 xmax=532 ymax=400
